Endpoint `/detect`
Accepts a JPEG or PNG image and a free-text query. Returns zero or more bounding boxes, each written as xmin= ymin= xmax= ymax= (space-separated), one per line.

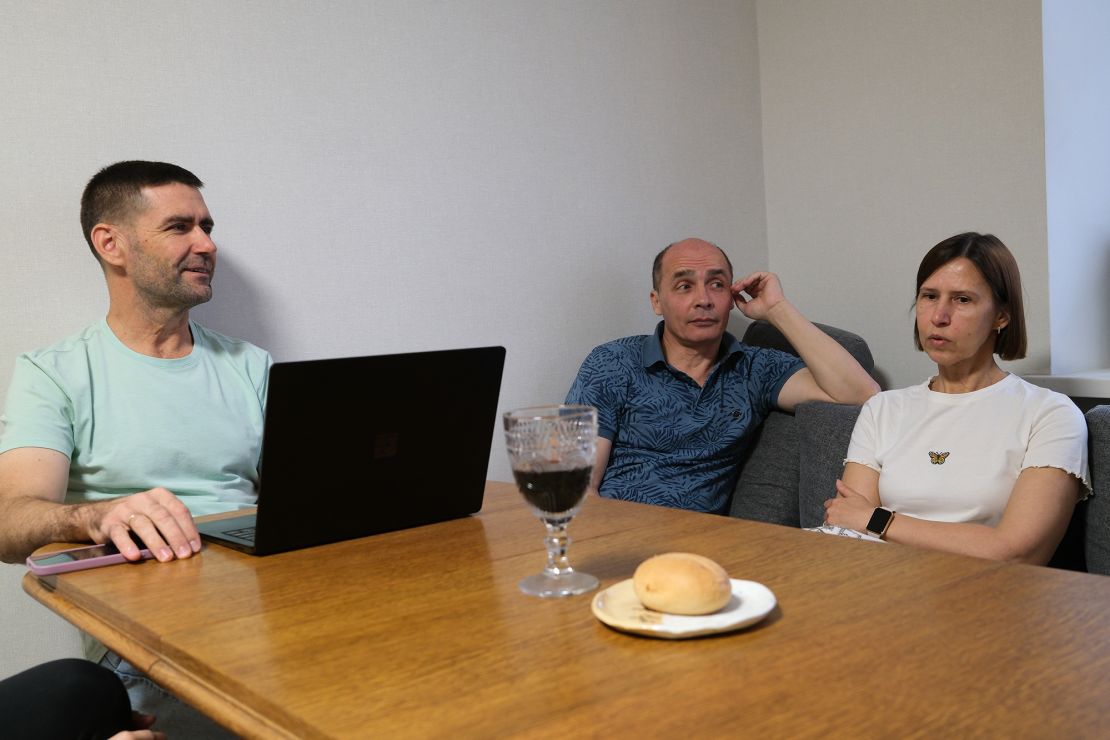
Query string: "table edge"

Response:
xmin=22 ymin=572 xmax=320 ymax=740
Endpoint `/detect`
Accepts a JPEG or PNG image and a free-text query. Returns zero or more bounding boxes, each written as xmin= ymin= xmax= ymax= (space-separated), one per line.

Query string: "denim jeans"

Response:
xmin=99 ymin=650 xmax=239 ymax=739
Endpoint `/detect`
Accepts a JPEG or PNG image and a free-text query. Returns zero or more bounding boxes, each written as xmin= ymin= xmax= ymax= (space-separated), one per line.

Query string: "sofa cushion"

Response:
xmin=796 ymin=402 xmax=864 ymax=528
xmin=729 ymin=410 xmax=800 ymax=526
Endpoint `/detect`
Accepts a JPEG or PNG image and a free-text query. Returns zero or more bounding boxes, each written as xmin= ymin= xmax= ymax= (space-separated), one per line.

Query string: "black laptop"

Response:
xmin=197 ymin=346 xmax=506 ymax=555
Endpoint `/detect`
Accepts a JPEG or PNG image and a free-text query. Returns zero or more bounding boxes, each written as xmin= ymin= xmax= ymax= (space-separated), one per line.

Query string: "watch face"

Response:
xmin=867 ymin=508 xmax=893 ymax=534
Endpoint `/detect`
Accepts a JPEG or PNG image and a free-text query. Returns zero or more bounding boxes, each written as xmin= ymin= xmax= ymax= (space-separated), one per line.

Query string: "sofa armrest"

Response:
xmin=1085 ymin=405 xmax=1110 ymax=575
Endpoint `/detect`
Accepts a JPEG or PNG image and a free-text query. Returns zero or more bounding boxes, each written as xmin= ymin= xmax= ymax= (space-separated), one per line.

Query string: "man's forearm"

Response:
xmin=0 ymin=447 xmax=91 ymax=562
xmin=0 ymin=497 xmax=94 ymax=563
xmin=764 ymin=300 xmax=879 ymax=404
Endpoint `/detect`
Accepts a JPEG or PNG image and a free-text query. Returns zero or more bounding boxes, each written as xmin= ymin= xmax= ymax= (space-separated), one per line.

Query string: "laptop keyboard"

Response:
xmin=225 ymin=526 xmax=256 ymax=543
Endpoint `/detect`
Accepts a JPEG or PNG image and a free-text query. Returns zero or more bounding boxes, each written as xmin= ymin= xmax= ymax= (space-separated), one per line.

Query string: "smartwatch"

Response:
xmin=865 ymin=507 xmax=895 ymax=539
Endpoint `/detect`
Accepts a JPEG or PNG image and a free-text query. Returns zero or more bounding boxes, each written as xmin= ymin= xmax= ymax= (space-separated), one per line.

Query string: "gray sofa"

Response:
xmin=1081 ymin=406 xmax=1110 ymax=574
xmin=729 ymin=320 xmax=1109 ymax=575
xmin=728 ymin=320 xmax=871 ymax=530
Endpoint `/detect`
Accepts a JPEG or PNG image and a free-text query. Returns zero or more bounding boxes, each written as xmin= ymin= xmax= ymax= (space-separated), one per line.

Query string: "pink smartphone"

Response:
xmin=26 ymin=541 xmax=154 ymax=576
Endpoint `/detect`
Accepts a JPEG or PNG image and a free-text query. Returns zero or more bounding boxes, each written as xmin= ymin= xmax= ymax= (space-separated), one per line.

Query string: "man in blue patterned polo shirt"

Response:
xmin=566 ymin=238 xmax=878 ymax=513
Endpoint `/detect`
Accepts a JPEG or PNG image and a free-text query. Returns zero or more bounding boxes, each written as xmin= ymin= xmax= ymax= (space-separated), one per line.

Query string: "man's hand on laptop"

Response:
xmin=89 ymin=489 xmax=201 ymax=562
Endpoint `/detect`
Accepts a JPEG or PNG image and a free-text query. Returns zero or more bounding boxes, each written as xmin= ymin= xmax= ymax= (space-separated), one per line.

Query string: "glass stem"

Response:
xmin=542 ymin=517 xmax=574 ymax=576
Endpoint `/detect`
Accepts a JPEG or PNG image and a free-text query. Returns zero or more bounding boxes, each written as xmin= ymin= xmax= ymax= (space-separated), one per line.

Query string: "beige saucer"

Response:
xmin=591 ymin=578 xmax=775 ymax=639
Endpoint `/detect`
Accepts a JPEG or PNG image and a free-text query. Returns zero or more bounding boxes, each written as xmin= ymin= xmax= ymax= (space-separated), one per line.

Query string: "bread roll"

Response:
xmin=632 ymin=552 xmax=732 ymax=615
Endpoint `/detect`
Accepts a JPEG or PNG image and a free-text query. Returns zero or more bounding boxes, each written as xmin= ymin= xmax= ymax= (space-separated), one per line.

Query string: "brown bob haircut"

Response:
xmin=914 ymin=232 xmax=1027 ymax=361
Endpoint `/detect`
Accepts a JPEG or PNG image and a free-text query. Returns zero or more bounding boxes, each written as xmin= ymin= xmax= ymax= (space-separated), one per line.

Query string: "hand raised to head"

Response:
xmin=731 ymin=271 xmax=786 ymax=320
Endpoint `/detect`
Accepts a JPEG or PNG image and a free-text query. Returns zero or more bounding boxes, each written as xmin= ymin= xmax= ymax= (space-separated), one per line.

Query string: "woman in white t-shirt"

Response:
xmin=822 ymin=233 xmax=1089 ymax=564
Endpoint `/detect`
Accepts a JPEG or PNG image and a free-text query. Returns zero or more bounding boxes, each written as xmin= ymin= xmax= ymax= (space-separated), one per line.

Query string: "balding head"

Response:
xmin=652 ymin=238 xmax=733 ymax=290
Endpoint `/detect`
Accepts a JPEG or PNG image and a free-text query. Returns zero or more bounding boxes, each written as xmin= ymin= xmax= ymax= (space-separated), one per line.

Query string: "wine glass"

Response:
xmin=503 ymin=404 xmax=599 ymax=597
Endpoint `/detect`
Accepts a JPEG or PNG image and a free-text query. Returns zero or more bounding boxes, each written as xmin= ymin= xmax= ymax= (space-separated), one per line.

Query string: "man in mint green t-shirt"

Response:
xmin=0 ymin=161 xmax=269 ymax=736
xmin=0 ymin=161 xmax=270 ymax=566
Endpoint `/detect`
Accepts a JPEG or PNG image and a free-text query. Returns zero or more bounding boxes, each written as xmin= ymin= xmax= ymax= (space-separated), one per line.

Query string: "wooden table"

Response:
xmin=23 ymin=481 xmax=1110 ymax=738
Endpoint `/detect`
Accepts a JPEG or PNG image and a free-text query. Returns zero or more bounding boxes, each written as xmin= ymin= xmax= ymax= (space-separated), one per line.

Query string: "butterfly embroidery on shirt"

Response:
xmin=929 ymin=451 xmax=950 ymax=465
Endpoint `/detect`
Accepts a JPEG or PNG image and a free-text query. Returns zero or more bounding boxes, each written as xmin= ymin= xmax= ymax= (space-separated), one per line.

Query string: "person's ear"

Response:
xmin=91 ymin=224 xmax=127 ymax=267
xmin=650 ymin=289 xmax=662 ymax=316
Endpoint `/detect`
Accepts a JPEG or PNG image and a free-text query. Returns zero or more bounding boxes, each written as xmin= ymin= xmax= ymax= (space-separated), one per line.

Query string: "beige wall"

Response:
xmin=757 ymin=0 xmax=1048 ymax=388
xmin=0 ymin=1 xmax=766 ymax=678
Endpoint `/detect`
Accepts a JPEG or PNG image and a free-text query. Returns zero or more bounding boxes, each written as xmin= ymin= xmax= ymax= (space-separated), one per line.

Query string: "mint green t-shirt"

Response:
xmin=0 ymin=319 xmax=271 ymax=516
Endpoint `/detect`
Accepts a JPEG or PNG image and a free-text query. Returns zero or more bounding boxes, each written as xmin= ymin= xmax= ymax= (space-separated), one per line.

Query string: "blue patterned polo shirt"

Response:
xmin=565 ymin=321 xmax=804 ymax=513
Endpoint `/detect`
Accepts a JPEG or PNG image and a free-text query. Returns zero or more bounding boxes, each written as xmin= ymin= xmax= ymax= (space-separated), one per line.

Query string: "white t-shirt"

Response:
xmin=845 ymin=374 xmax=1089 ymax=527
